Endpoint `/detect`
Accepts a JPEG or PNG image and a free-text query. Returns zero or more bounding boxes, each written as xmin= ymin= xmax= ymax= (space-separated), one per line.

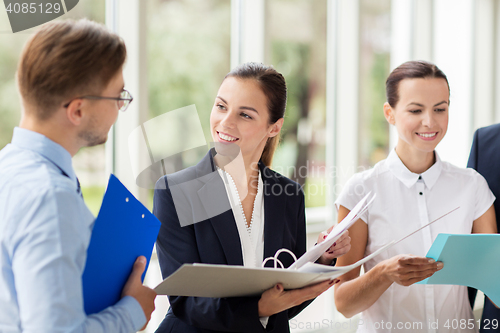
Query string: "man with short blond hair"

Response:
xmin=0 ymin=19 xmax=156 ymax=333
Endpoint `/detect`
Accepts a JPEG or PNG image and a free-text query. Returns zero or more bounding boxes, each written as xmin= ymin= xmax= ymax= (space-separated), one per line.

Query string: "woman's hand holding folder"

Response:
xmin=257 ymin=279 xmax=337 ymax=317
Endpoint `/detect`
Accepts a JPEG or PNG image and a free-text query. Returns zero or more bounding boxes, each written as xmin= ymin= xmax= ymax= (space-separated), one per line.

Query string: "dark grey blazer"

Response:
xmin=468 ymin=124 xmax=500 ymax=332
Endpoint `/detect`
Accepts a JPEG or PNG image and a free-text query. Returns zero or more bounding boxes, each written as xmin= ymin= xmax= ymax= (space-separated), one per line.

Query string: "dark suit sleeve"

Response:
xmin=153 ymin=177 xmax=267 ymax=333
xmin=287 ymin=187 xmax=314 ymax=319
xmin=466 ymin=129 xmax=480 ymax=309
xmin=467 ymin=129 xmax=479 ymax=170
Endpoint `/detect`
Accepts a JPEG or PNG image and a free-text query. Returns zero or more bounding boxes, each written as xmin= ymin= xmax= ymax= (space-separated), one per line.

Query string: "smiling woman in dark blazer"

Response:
xmin=153 ymin=62 xmax=351 ymax=333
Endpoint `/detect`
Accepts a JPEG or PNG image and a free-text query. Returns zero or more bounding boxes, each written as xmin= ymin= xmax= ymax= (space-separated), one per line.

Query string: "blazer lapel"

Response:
xmin=261 ymin=162 xmax=286 ymax=261
xmin=196 ymin=150 xmax=243 ymax=266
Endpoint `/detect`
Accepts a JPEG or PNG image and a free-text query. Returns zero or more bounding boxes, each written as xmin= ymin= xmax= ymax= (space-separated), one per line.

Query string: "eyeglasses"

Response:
xmin=63 ymin=89 xmax=134 ymax=112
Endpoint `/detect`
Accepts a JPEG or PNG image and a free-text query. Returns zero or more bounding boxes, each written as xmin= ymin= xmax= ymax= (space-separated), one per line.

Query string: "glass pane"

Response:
xmin=0 ymin=34 xmax=25 ymax=150
xmin=145 ymin=2 xmax=231 ymax=332
xmin=266 ymin=0 xmax=327 ymax=208
xmin=358 ymin=0 xmax=391 ymax=168
xmin=62 ymin=0 xmax=105 ymax=22
xmin=148 ymin=0 xmax=231 ymax=173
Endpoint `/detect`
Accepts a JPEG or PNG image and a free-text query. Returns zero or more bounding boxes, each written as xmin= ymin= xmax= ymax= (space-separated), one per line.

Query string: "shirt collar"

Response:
xmin=11 ymin=127 xmax=76 ymax=183
xmin=386 ymin=148 xmax=442 ymax=190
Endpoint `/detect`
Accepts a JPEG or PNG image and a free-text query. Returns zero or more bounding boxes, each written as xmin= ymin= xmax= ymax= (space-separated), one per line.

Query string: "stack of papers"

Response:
xmin=289 ymin=193 xmax=375 ymax=270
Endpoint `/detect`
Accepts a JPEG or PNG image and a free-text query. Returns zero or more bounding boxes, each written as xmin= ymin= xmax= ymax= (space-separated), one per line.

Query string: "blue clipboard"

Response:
xmin=82 ymin=174 xmax=161 ymax=315
xmin=418 ymin=233 xmax=500 ymax=306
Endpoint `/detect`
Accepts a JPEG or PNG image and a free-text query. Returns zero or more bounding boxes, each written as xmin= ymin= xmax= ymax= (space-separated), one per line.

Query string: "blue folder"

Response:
xmin=82 ymin=174 xmax=161 ymax=315
xmin=419 ymin=233 xmax=500 ymax=306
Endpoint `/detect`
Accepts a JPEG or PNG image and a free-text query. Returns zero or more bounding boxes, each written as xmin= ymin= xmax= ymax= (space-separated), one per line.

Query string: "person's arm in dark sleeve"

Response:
xmin=153 ymin=177 xmax=267 ymax=333
xmin=467 ymin=128 xmax=480 ymax=309
xmin=468 ymin=128 xmax=479 ymax=170
xmin=287 ymin=188 xmax=314 ymax=319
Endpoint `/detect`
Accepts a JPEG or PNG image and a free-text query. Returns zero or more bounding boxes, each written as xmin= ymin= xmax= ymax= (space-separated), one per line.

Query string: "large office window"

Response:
xmin=0 ymin=34 xmax=24 ymax=150
xmin=148 ymin=0 xmax=231 ymax=172
xmin=265 ymin=0 xmax=328 ymax=208
xmin=142 ymin=1 xmax=232 ymax=331
xmin=358 ymin=0 xmax=391 ymax=168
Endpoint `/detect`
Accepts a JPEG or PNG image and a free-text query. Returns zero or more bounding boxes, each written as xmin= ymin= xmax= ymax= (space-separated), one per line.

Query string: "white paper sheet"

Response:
xmin=288 ymin=192 xmax=375 ymax=270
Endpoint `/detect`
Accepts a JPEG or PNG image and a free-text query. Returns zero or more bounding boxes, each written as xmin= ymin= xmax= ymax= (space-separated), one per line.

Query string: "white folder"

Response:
xmin=155 ymin=197 xmax=458 ymax=298
xmin=154 ymin=241 xmax=394 ymax=298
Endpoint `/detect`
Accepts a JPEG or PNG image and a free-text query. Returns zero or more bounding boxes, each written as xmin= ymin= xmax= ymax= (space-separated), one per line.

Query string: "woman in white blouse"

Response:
xmin=330 ymin=61 xmax=497 ymax=333
xmin=153 ymin=62 xmax=351 ymax=333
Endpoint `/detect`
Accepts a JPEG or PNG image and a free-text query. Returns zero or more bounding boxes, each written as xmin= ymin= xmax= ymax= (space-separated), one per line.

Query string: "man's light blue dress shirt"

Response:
xmin=0 ymin=128 xmax=145 ymax=333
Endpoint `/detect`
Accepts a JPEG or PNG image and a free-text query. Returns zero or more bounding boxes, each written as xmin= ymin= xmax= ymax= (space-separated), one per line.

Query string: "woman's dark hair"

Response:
xmin=386 ymin=60 xmax=449 ymax=108
xmin=224 ymin=62 xmax=287 ymax=167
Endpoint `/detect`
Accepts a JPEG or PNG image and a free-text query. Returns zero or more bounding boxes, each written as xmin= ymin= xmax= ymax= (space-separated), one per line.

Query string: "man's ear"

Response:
xmin=65 ymin=99 xmax=85 ymax=126
xmin=269 ymin=118 xmax=284 ymax=138
xmin=383 ymin=102 xmax=395 ymax=125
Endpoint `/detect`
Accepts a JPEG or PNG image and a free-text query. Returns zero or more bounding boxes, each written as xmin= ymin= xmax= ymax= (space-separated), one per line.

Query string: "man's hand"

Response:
xmin=121 ymin=256 xmax=157 ymax=330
